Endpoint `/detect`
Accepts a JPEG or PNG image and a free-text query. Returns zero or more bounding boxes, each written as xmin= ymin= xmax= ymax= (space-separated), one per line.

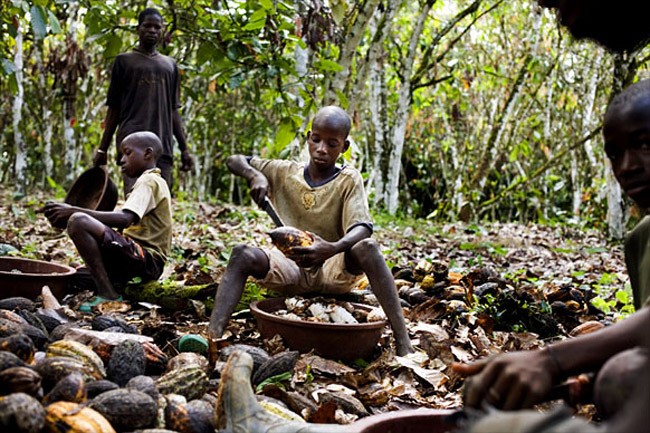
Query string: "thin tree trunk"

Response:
xmin=325 ymin=0 xmax=382 ymax=105
xmin=386 ymin=1 xmax=435 ymax=215
xmin=12 ymin=19 xmax=26 ymax=193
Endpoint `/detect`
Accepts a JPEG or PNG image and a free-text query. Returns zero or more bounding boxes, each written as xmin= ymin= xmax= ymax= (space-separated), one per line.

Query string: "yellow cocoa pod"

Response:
xmin=268 ymin=227 xmax=314 ymax=255
xmin=45 ymin=401 xmax=116 ymax=433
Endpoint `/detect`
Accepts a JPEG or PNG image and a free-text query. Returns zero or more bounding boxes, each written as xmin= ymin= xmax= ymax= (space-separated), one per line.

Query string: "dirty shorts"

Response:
xmin=256 ymin=247 xmax=363 ymax=295
xmin=100 ymin=228 xmax=164 ymax=285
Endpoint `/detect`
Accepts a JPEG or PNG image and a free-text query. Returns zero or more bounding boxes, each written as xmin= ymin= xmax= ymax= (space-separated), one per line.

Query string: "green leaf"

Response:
xmin=615 ymin=290 xmax=629 ymax=305
xmin=274 ymin=118 xmax=296 ymax=151
xmin=243 ymin=9 xmax=267 ymax=31
xmin=255 ymin=371 xmax=292 ymax=392
xmin=330 ymin=0 xmax=347 ymax=24
xmin=47 ymin=10 xmax=61 ymax=34
xmin=197 ymin=40 xmax=218 ymax=66
xmin=30 ymin=5 xmax=47 ymax=39
xmin=259 ymin=0 xmax=274 ymax=10
xmin=105 ymin=34 xmax=123 ymax=58
xmin=314 ymin=59 xmax=343 ymax=72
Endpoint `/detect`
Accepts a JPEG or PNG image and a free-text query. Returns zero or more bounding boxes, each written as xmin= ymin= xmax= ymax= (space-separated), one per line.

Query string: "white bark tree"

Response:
xmin=12 ymin=18 xmax=26 ymax=193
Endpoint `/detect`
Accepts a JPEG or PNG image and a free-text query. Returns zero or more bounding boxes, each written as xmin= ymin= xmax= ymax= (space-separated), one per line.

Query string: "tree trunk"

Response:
xmin=12 ymin=19 xmax=26 ymax=193
xmin=325 ymin=0 xmax=382 ymax=105
xmin=385 ymin=1 xmax=435 ymax=215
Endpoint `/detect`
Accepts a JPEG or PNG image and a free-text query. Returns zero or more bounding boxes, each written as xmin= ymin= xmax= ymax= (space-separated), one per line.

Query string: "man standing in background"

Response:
xmin=94 ymin=7 xmax=193 ymax=196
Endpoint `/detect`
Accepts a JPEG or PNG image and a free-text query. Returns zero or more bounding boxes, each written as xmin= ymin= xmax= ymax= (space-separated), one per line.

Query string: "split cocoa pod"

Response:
xmin=268 ymin=227 xmax=314 ymax=255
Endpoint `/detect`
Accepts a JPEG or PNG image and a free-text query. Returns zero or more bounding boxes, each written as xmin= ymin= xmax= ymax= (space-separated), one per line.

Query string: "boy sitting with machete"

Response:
xmin=208 ymin=106 xmax=413 ymax=356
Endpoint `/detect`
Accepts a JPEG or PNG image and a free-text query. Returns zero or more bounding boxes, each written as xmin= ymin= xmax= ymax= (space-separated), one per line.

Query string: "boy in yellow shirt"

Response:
xmin=209 ymin=106 xmax=413 ymax=356
xmin=43 ymin=131 xmax=171 ymax=311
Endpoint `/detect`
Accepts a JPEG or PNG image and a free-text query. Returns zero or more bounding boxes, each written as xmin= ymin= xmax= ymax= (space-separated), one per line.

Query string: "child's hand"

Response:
xmin=249 ymin=174 xmax=270 ymax=206
xmin=41 ymin=202 xmax=74 ymax=228
xmin=289 ymin=233 xmax=335 ymax=268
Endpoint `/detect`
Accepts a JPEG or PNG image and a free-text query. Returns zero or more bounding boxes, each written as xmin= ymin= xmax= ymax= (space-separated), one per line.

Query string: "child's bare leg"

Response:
xmin=67 ymin=213 xmax=120 ymax=299
xmin=208 ymin=245 xmax=270 ymax=340
xmin=347 ymin=239 xmax=414 ymax=356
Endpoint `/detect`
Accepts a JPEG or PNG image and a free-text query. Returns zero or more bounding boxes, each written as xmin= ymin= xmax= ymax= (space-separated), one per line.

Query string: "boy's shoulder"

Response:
xmin=136 ymin=169 xmax=170 ymax=195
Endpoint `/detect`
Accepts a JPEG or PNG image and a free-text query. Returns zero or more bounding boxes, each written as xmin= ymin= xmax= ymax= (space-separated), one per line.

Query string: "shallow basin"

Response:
xmin=0 ymin=257 xmax=76 ymax=300
xmin=353 ymin=409 xmax=458 ymax=433
xmin=250 ymin=297 xmax=387 ymax=361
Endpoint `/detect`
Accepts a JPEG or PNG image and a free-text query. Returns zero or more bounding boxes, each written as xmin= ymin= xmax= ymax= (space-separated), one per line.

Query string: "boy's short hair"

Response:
xmin=124 ymin=131 xmax=163 ymax=161
xmin=138 ymin=8 xmax=163 ymax=25
xmin=605 ymin=79 xmax=650 ymax=122
xmin=313 ymin=106 xmax=351 ymax=137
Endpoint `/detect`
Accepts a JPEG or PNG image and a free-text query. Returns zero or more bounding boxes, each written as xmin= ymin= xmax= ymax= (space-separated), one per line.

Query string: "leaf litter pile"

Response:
xmin=0 ymin=189 xmax=630 ymax=431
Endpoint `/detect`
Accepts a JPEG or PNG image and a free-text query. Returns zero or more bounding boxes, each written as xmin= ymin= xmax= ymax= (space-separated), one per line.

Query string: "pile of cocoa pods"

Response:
xmin=0 ymin=293 xmax=218 ymax=433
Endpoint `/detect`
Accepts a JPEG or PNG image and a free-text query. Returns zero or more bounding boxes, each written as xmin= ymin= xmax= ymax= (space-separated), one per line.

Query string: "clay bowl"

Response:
xmin=47 ymin=166 xmax=118 ymax=229
xmin=250 ymin=297 xmax=387 ymax=361
xmin=0 ymin=257 xmax=76 ymax=300
xmin=353 ymin=408 xmax=458 ymax=433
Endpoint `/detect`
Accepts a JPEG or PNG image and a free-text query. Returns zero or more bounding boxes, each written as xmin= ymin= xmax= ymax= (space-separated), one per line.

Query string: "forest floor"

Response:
xmin=0 ymin=188 xmax=631 ymax=426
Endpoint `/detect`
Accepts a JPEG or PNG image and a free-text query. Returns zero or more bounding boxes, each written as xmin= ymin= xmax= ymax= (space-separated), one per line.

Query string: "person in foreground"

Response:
xmin=94 ymin=7 xmax=193 ymax=196
xmin=537 ymin=0 xmax=650 ymax=53
xmin=208 ymin=106 xmax=413 ymax=356
xmin=43 ymin=131 xmax=171 ymax=311
xmin=452 ymin=79 xmax=650 ymax=431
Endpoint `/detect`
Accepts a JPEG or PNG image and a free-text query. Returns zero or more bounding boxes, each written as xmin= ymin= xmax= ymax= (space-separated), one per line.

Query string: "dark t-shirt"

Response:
xmin=106 ymin=50 xmax=181 ymax=159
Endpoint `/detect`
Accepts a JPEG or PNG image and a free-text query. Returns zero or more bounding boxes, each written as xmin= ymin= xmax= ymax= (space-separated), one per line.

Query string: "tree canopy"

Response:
xmin=2 ymin=0 xmax=649 ymax=235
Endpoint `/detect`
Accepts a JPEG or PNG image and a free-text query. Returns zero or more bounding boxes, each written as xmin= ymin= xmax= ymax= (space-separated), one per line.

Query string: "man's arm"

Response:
xmin=226 ymin=155 xmax=269 ymax=205
xmin=172 ymin=109 xmax=193 ymax=171
xmin=454 ymin=307 xmax=650 ymax=410
xmin=94 ymin=107 xmax=119 ymax=166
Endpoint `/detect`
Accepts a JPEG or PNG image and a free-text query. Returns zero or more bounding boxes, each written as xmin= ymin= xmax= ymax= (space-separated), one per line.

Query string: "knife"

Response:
xmin=260 ymin=196 xmax=285 ymax=227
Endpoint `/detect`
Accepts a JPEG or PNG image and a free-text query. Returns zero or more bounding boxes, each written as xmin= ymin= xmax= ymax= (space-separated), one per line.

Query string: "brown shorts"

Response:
xmin=256 ymin=247 xmax=362 ymax=295
xmin=100 ymin=228 xmax=164 ymax=285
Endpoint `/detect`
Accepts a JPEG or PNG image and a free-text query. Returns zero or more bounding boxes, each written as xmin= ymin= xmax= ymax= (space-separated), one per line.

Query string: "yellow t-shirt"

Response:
xmin=122 ymin=168 xmax=172 ymax=262
xmin=249 ymin=157 xmax=373 ymax=240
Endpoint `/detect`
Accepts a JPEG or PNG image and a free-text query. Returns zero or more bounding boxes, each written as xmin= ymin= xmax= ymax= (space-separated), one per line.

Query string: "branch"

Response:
xmin=479 ymin=126 xmax=603 ymax=209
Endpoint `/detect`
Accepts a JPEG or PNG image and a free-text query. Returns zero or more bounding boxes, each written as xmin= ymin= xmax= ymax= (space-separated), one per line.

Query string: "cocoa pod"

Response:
xmin=0 ymin=366 xmax=41 ymax=396
xmin=167 ymin=352 xmax=210 ymax=374
xmin=220 ymin=344 xmax=270 ymax=374
xmin=156 ymin=365 xmax=209 ymax=400
xmin=89 ymin=388 xmax=158 ymax=432
xmin=268 ymin=227 xmax=314 ymax=254
xmin=46 ymin=339 xmax=106 ymax=380
xmin=42 ymin=372 xmax=87 ymax=405
xmin=569 ymin=320 xmax=605 ymax=337
xmin=251 ymin=350 xmax=299 ymax=386
xmin=0 ymin=297 xmax=35 ymax=311
xmin=0 ymin=317 xmax=48 ymax=350
xmin=107 ymin=340 xmax=146 ymax=386
xmin=34 ymin=356 xmax=94 ymax=392
xmin=0 ymin=333 xmax=35 ymax=363
xmin=164 ymin=398 xmax=214 ymax=433
xmin=0 ymin=392 xmax=46 ymax=433
xmin=45 ymin=401 xmax=116 ymax=433
xmin=91 ymin=315 xmax=137 ymax=334
xmin=126 ymin=375 xmax=160 ymax=401
xmin=0 ymin=351 xmax=27 ymax=373
xmin=85 ymin=379 xmax=119 ymax=399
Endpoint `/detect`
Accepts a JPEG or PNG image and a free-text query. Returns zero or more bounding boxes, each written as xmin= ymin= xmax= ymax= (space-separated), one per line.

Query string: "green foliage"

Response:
xmin=255 ymin=371 xmax=292 ymax=392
